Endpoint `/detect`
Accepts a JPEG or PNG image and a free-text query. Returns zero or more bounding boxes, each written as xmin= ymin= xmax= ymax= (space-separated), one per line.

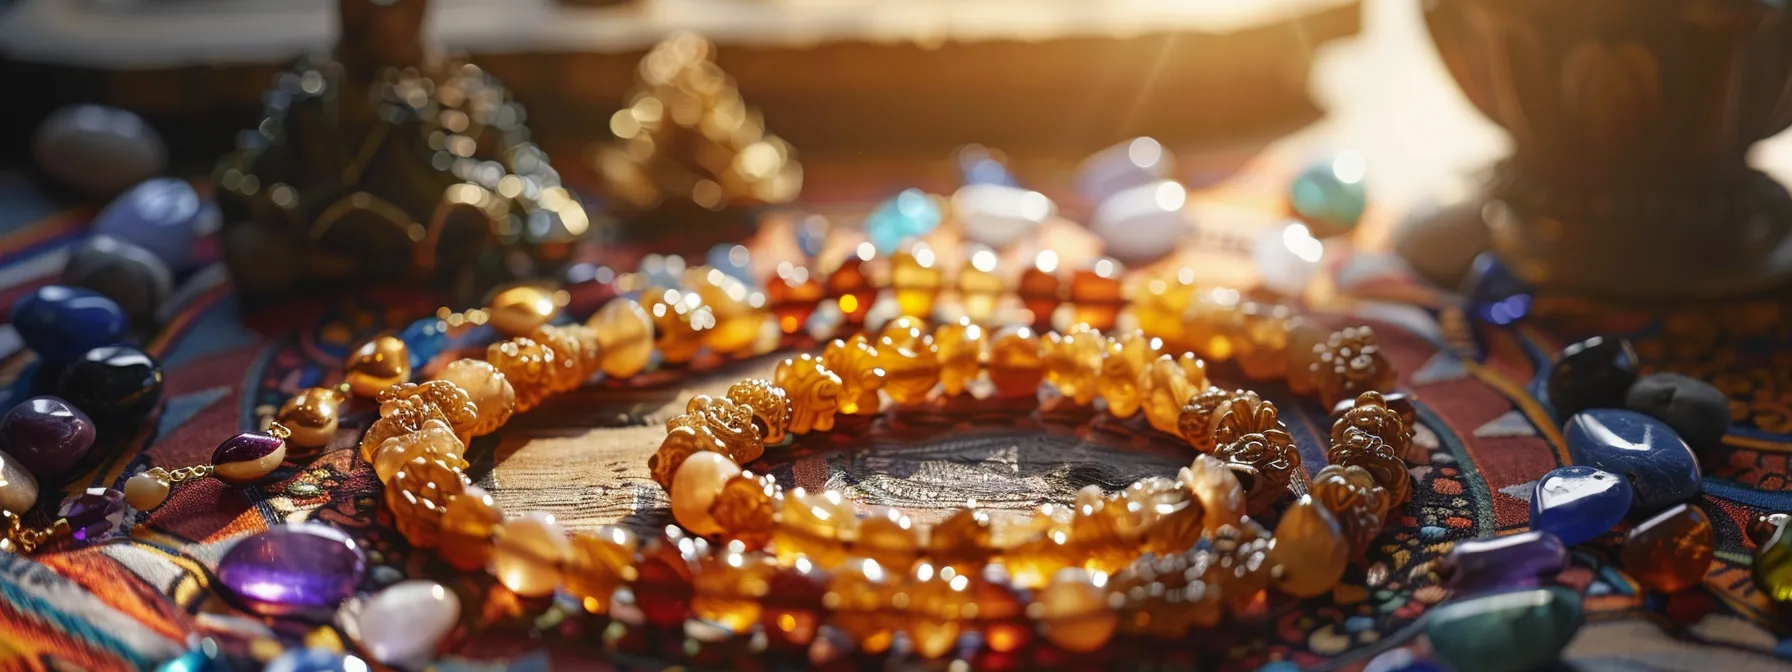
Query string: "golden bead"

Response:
xmin=958 ymin=247 xmax=1005 ymax=323
xmin=1215 ymin=428 xmax=1300 ymax=515
xmin=877 ymin=325 xmax=941 ymax=406
xmin=682 ymin=395 xmax=764 ymax=462
xmin=987 ymin=325 xmax=1045 ymax=398
xmin=587 ymin=298 xmax=655 ymax=378
xmin=773 ymin=488 xmax=857 ymax=567
xmin=691 ymin=268 xmax=771 ymax=356
xmin=1017 ymin=253 xmax=1063 ymax=330
xmin=371 ymin=418 xmax=466 ymax=483
xmin=710 ymin=471 xmax=782 ymax=548
xmin=124 ymin=469 xmax=171 ymax=510
xmin=1069 ymin=258 xmax=1125 ymax=332
xmin=486 ymin=337 xmax=557 ymax=411
xmin=1125 ymin=476 xmax=1204 ymax=555
xmin=487 ymin=285 xmax=560 ymax=337
xmin=1184 ymin=288 xmax=1244 ymax=362
xmin=671 ymin=451 xmax=742 ymax=537
xmin=1003 ymin=517 xmax=1077 ymax=589
xmin=440 ymin=486 xmax=504 ymax=571
xmin=773 ymin=354 xmax=842 ymax=434
xmin=378 ymin=380 xmax=480 ymax=443
xmin=1180 ymin=454 xmax=1245 ymax=533
xmin=1269 ymin=495 xmax=1349 ymax=597
xmin=1097 ymin=330 xmax=1161 ymax=419
xmin=386 ymin=457 xmax=468 ymax=549
xmin=1312 ymin=326 xmax=1397 ymax=408
xmin=566 ymin=525 xmax=639 ymax=614
xmin=1283 ymin=316 xmax=1328 ymax=395
xmin=1332 ymin=391 xmax=1414 ymax=460
xmin=927 ymin=507 xmax=995 ymax=573
xmin=1210 ymin=390 xmax=1283 ymax=447
xmin=345 ymin=336 xmax=412 ymax=398
xmin=645 ymin=287 xmax=714 ymax=365
xmin=276 ymin=387 xmax=348 ymax=450
xmin=890 ymin=242 xmax=944 ymax=318
xmin=858 ymin=507 xmax=921 ymax=574
xmin=1042 ymin=324 xmax=1104 ymax=406
xmin=766 ymin=262 xmax=824 ymax=335
xmin=1328 ymin=428 xmax=1412 ymax=506
xmin=1309 ymin=464 xmax=1390 ymax=558
xmin=693 ymin=548 xmax=774 ymax=632
xmin=433 ymin=359 xmax=516 ymax=436
xmin=822 ymin=335 xmax=885 ymax=416
xmin=491 ymin=512 xmax=572 ymax=597
xmin=904 ymin=565 xmax=973 ymax=658
xmin=1033 ymin=568 xmax=1119 ymax=653
xmin=1068 ymin=487 xmax=1139 ymax=575
xmin=828 ymin=557 xmax=897 ymax=653
xmin=526 ymin=324 xmax=589 ymax=393
xmin=1177 ymin=386 xmax=1232 ymax=452
xmin=1233 ymin=302 xmax=1293 ymax=381
xmin=934 ymin=318 xmax=986 ymax=396
xmin=1142 ymin=354 xmax=1206 ymax=435
xmin=725 ymin=379 xmax=793 ymax=444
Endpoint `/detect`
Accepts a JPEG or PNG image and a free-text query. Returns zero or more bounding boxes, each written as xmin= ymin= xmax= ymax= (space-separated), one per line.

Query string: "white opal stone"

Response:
xmin=1089 ymin=180 xmax=1190 ymax=264
xmin=1075 ymin=137 xmax=1173 ymax=206
xmin=353 ymin=580 xmax=460 ymax=667
xmin=0 ymin=450 xmax=39 ymax=514
xmin=1253 ymin=221 xmax=1327 ymax=297
xmin=32 ymin=105 xmax=168 ymax=197
xmin=952 ymin=184 xmax=1054 ymax=248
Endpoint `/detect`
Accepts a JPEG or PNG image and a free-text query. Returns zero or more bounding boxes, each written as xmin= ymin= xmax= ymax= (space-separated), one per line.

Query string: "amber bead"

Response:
xmin=822 ymin=335 xmax=885 ymax=416
xmin=970 ymin=568 xmax=1033 ymax=652
xmin=672 ymin=451 xmax=742 ymax=537
xmin=774 ymin=354 xmax=843 ymax=434
xmin=1033 ymin=568 xmax=1119 ymax=653
xmin=890 ymin=242 xmax=945 ymax=318
xmin=725 ymin=378 xmax=793 ymax=444
xmin=1017 ymin=253 xmax=1064 ymax=329
xmin=437 ymin=486 xmax=504 ymax=571
xmin=486 ymin=337 xmax=556 ymax=411
xmin=1312 ymin=326 xmax=1397 ymax=408
xmin=1284 ymin=316 xmax=1328 ymax=394
xmin=378 ymin=380 xmax=480 ymax=442
xmin=1126 ymin=476 xmax=1205 ymax=555
xmin=710 ymin=471 xmax=782 ymax=548
xmin=1129 ymin=270 xmax=1199 ymax=352
xmin=829 ymin=557 xmax=897 ymax=653
xmin=1097 ymin=330 xmax=1161 ymax=419
xmin=1309 ymin=464 xmax=1390 ymax=558
xmin=1177 ymin=386 xmax=1232 ymax=453
xmin=1068 ymin=488 xmax=1140 ymax=575
xmin=1003 ymin=524 xmax=1078 ymax=589
xmin=565 ymin=525 xmax=639 ymax=614
xmin=987 ymin=325 xmax=1046 ymax=398
xmin=525 ymin=324 xmax=589 ymax=393
xmin=645 ymin=288 xmax=714 ymax=365
xmin=1233 ymin=302 xmax=1293 ymax=381
xmin=492 ymin=512 xmax=573 ymax=597
xmin=434 ymin=359 xmax=516 ymax=436
xmin=560 ymin=323 xmax=607 ymax=380
xmin=693 ymin=548 xmax=775 ymax=632
xmin=1142 ymin=353 xmax=1206 ymax=435
xmin=903 ymin=565 xmax=973 ymax=658
xmin=1621 ymin=503 xmax=1715 ymax=594
xmin=1269 ymin=496 xmax=1349 ymax=597
xmin=1332 ymin=391 xmax=1414 ymax=459
xmin=762 ymin=561 xmax=831 ymax=649
xmin=689 ymin=269 xmax=771 ymax=356
xmin=935 ymin=318 xmax=986 ymax=396
xmin=958 ymin=247 xmax=1006 ymax=323
xmin=1328 ymin=427 xmax=1412 ymax=506
xmin=1203 ymin=521 xmax=1273 ymax=611
xmin=773 ymin=488 xmax=857 ymax=567
xmin=636 ymin=530 xmax=703 ymax=627
xmin=651 ymin=396 xmax=763 ymax=489
xmin=487 ymin=285 xmax=560 ymax=337
xmin=386 ymin=457 xmax=468 ymax=549
xmin=764 ymin=263 xmax=823 ymax=335
xmin=1748 ymin=512 xmax=1791 ymax=546
xmin=825 ymin=246 xmax=877 ymax=326
xmin=1043 ymin=324 xmax=1104 ymax=406
xmin=858 ymin=507 xmax=922 ymax=573
xmin=1184 ymin=288 xmax=1246 ymax=363
xmin=1112 ymin=553 xmax=1222 ymax=638
xmin=1069 ymin=258 xmax=1125 ymax=331
xmin=277 ymin=387 xmax=347 ymax=450
xmin=1214 ymin=429 xmax=1300 ymax=515
xmin=1180 ymin=454 xmax=1245 ymax=533
xmin=371 ymin=419 xmax=466 ymax=483
xmin=1209 ymin=390 xmax=1281 ymax=446
xmin=587 ymin=298 xmax=655 ymax=378
xmin=345 ymin=335 xmax=413 ymax=398
xmin=877 ymin=327 xmax=942 ymax=406
xmin=923 ymin=507 xmax=993 ymax=573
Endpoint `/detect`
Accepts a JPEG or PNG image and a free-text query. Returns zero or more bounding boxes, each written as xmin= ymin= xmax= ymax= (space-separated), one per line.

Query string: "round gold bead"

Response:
xmin=487 ymin=285 xmax=561 ymax=337
xmin=276 ymin=387 xmax=348 ymax=450
xmin=587 ymin=298 xmax=655 ymax=378
xmin=671 ymin=451 xmax=742 ymax=537
xmin=344 ymin=336 xmax=412 ymax=398
xmin=123 ymin=469 xmax=171 ymax=510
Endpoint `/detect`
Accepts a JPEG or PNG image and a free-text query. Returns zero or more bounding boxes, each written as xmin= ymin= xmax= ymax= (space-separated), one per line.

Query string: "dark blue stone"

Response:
xmin=1461 ymin=253 xmax=1532 ymax=325
xmin=10 ymin=286 xmax=128 ymax=365
xmin=1531 ymin=466 xmax=1631 ymax=546
xmin=1441 ymin=530 xmax=1568 ymax=594
xmin=90 ymin=178 xmax=207 ymax=271
xmin=398 ymin=318 xmax=449 ymax=369
xmin=52 ymin=345 xmax=163 ymax=426
xmin=266 ymin=649 xmax=366 ymax=672
xmin=1565 ymin=409 xmax=1701 ymax=512
xmin=1547 ymin=336 xmax=1638 ymax=420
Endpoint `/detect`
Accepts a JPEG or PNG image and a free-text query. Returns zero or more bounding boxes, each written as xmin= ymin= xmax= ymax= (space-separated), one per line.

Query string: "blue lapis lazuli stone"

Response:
xmin=1289 ymin=153 xmax=1367 ymax=231
xmin=1462 ymin=252 xmax=1532 ymax=326
xmin=398 ymin=318 xmax=449 ymax=369
xmin=705 ymin=243 xmax=755 ymax=284
xmin=10 ymin=285 xmax=128 ymax=365
xmin=1564 ymin=409 xmax=1701 ymax=512
xmin=864 ymin=189 xmax=942 ymax=254
xmin=91 ymin=178 xmax=207 ymax=271
xmin=1531 ymin=465 xmax=1632 ymax=546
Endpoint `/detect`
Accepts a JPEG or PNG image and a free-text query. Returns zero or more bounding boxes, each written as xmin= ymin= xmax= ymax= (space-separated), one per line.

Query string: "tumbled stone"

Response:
xmin=0 ymin=396 xmax=96 ymax=479
xmin=1547 ymin=336 xmax=1638 ymax=419
xmin=1564 ymin=409 xmax=1701 ymax=512
xmin=33 ymin=104 xmax=167 ymax=197
xmin=349 ymin=580 xmax=460 ymax=667
xmin=1625 ymin=373 xmax=1730 ymax=450
xmin=1440 ymin=531 xmax=1568 ymax=594
xmin=1619 ymin=503 xmax=1714 ymax=594
xmin=62 ymin=234 xmax=175 ymax=324
xmin=10 ymin=285 xmax=128 ymax=365
xmin=1530 ymin=466 xmax=1631 ymax=546
xmin=1754 ymin=523 xmax=1792 ymax=605
xmin=1424 ymin=587 xmax=1582 ymax=672
xmin=53 ymin=345 xmax=163 ymax=427
xmin=217 ymin=523 xmax=367 ymax=620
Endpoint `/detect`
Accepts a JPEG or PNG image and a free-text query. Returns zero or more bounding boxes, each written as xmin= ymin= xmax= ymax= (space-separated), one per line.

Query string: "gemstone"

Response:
xmin=397 ymin=318 xmax=449 ymax=369
xmin=491 ymin=512 xmax=572 ymax=597
xmin=1089 ymin=180 xmax=1188 ymax=265
xmin=1269 ymin=495 xmax=1350 ymax=597
xmin=956 ymin=144 xmax=1019 ymax=187
xmin=865 ymin=189 xmax=943 ymax=255
xmin=211 ymin=431 xmax=288 ymax=485
xmin=58 ymin=487 xmax=125 ymax=541
xmin=1748 ymin=512 xmax=1790 ymax=546
xmin=1440 ymin=531 xmax=1568 ymax=594
xmin=1074 ymin=137 xmax=1172 ymax=205
xmin=53 ymin=345 xmax=164 ymax=426
xmin=1254 ymin=221 xmax=1326 ymax=297
xmin=0 ymin=396 xmax=97 ymax=479
xmin=952 ymin=184 xmax=1053 ymax=248
xmin=1035 ymin=568 xmax=1119 ymax=653
xmin=1530 ymin=466 xmax=1631 ymax=546
xmin=1461 ymin=253 xmax=1532 ymax=326
xmin=587 ymin=298 xmax=655 ymax=378
xmin=62 ymin=234 xmax=175 ymax=324
xmin=1625 ymin=373 xmax=1730 ymax=451
xmin=1547 ymin=336 xmax=1639 ymax=420
xmin=351 ymin=580 xmax=460 ymax=666
xmin=32 ymin=104 xmax=167 ymax=197
xmin=1423 ymin=587 xmax=1582 ymax=672
xmin=9 ymin=285 xmax=128 ymax=365
xmin=265 ymin=648 xmax=367 ymax=672
xmin=1753 ymin=523 xmax=1792 ymax=605
xmin=1619 ymin=503 xmax=1714 ymax=594
xmin=0 ymin=450 xmax=39 ymax=514
xmin=154 ymin=648 xmax=227 ymax=672
xmin=217 ymin=523 xmax=368 ymax=620
xmin=1288 ymin=152 xmax=1367 ymax=235
xmin=1564 ymin=409 xmax=1701 ymax=511
xmin=90 ymin=177 xmax=210 ymax=271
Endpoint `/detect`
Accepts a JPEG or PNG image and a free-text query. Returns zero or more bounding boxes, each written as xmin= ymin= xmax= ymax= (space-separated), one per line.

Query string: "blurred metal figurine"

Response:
xmin=595 ymin=33 xmax=803 ymax=238
xmin=214 ymin=0 xmax=594 ymax=299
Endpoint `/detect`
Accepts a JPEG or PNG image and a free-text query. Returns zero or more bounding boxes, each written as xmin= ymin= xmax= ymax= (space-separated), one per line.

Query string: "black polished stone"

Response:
xmin=1547 ymin=336 xmax=1638 ymax=420
xmin=53 ymin=345 xmax=164 ymax=427
xmin=1625 ymin=372 xmax=1730 ymax=450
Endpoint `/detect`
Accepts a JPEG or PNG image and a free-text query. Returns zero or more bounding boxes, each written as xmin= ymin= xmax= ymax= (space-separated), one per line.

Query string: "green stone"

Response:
xmin=1754 ymin=523 xmax=1792 ymax=604
xmin=1424 ymin=586 xmax=1583 ymax=672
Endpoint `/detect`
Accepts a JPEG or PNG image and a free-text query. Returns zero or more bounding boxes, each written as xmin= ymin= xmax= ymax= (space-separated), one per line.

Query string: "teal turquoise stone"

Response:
xmin=1565 ymin=409 xmax=1701 ymax=512
xmin=10 ymin=285 xmax=128 ymax=365
xmin=155 ymin=647 xmax=228 ymax=672
xmin=398 ymin=318 xmax=448 ymax=369
xmin=864 ymin=189 xmax=942 ymax=254
xmin=1425 ymin=586 xmax=1583 ymax=672
xmin=267 ymin=648 xmax=365 ymax=672
xmin=1531 ymin=465 xmax=1632 ymax=546
xmin=1289 ymin=154 xmax=1367 ymax=232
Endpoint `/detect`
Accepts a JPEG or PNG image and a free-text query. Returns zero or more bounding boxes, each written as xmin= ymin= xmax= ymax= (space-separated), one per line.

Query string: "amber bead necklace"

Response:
xmin=262 ymin=243 xmax=1419 ymax=659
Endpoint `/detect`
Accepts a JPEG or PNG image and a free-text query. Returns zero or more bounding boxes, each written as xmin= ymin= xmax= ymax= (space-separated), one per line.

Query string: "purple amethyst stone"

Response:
xmin=210 ymin=431 xmax=287 ymax=485
xmin=58 ymin=487 xmax=125 ymax=541
xmin=217 ymin=523 xmax=366 ymax=620
xmin=0 ymin=396 xmax=97 ymax=479
xmin=1441 ymin=530 xmax=1569 ymax=594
